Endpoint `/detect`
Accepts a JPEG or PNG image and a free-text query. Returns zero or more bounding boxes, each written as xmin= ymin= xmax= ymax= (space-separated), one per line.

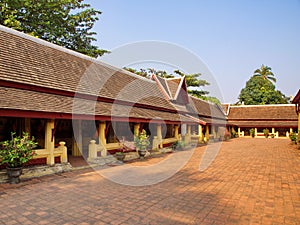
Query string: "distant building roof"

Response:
xmin=227 ymin=104 xmax=298 ymax=128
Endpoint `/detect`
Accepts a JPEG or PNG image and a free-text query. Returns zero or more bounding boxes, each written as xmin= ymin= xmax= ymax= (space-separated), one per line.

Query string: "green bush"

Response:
xmin=250 ymin=128 xmax=255 ymax=138
xmin=263 ymin=128 xmax=269 ymax=138
xmin=172 ymin=140 xmax=185 ymax=150
xmin=231 ymin=130 xmax=237 ymax=138
xmin=0 ymin=132 xmax=37 ymax=168
xmin=289 ymin=132 xmax=297 ymax=144
xmin=134 ymin=129 xmax=150 ymax=150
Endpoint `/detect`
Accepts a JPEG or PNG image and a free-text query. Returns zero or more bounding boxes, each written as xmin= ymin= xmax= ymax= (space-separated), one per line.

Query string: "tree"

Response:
xmin=0 ymin=0 xmax=108 ymax=58
xmin=124 ymin=68 xmax=148 ymax=77
xmin=253 ymin=64 xmax=276 ymax=83
xmin=124 ymin=67 xmax=221 ymax=104
xmin=238 ymin=76 xmax=288 ymax=105
xmin=124 ymin=68 xmax=174 ymax=79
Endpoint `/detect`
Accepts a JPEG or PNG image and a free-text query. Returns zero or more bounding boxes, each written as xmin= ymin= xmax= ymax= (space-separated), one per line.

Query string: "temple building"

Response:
xmin=226 ymin=104 xmax=298 ymax=138
xmin=0 ymin=24 xmax=298 ymax=168
xmin=0 ymin=25 xmax=226 ymax=166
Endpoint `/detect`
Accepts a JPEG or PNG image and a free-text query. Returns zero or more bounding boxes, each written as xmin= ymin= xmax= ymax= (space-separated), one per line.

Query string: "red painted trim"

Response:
xmin=0 ymin=109 xmax=182 ymax=124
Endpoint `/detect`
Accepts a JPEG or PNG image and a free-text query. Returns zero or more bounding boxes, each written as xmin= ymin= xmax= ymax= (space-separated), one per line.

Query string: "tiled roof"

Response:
xmin=153 ymin=75 xmax=226 ymax=122
xmin=221 ymin=104 xmax=230 ymax=115
xmin=0 ymin=25 xmax=226 ymax=125
xmin=0 ymin=87 xmax=190 ymax=123
xmin=166 ymin=78 xmax=182 ymax=99
xmin=155 ymin=76 xmax=171 ymax=99
xmin=292 ymin=89 xmax=300 ymax=104
xmin=188 ymin=96 xmax=226 ymax=120
xmin=227 ymin=105 xmax=298 ymax=127
xmin=228 ymin=120 xmax=297 ymax=128
xmin=0 ymin=26 xmax=174 ymax=111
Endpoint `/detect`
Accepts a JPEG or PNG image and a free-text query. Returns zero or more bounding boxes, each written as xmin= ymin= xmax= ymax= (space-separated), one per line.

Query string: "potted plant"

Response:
xmin=171 ymin=141 xmax=179 ymax=151
xmin=289 ymin=132 xmax=297 ymax=144
xmin=250 ymin=128 xmax=255 ymax=138
xmin=172 ymin=140 xmax=185 ymax=151
xmin=114 ymin=150 xmax=126 ymax=162
xmin=0 ymin=132 xmax=37 ymax=184
xmin=134 ymin=129 xmax=150 ymax=159
xmin=230 ymin=130 xmax=237 ymax=138
xmin=263 ymin=128 xmax=269 ymax=138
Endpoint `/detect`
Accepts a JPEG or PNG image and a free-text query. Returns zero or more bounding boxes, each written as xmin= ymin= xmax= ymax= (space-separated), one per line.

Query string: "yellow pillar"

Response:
xmin=212 ymin=126 xmax=217 ymax=139
xmin=72 ymin=120 xmax=82 ymax=156
xmin=254 ymin=128 xmax=257 ymax=137
xmin=134 ymin=123 xmax=140 ymax=136
xmin=99 ymin=121 xmax=107 ymax=145
xmin=58 ymin=141 xmax=68 ymax=163
xmin=290 ymin=128 xmax=293 ymax=133
xmin=157 ymin=124 xmax=163 ymax=148
xmin=45 ymin=119 xmax=55 ymax=165
xmin=184 ymin=124 xmax=191 ymax=144
xmin=187 ymin=125 xmax=191 ymax=135
xmin=174 ymin=125 xmax=179 ymax=140
xmin=272 ymin=128 xmax=275 ymax=134
xmin=205 ymin=125 xmax=210 ymax=141
xmin=198 ymin=124 xmax=203 ymax=142
xmin=238 ymin=127 xmax=241 ymax=137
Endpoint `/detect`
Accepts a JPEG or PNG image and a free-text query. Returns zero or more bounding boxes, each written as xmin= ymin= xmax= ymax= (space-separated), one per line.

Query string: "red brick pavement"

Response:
xmin=0 ymin=138 xmax=300 ymax=225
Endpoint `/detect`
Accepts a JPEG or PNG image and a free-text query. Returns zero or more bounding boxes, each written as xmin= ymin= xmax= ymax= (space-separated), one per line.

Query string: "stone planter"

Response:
xmin=138 ymin=149 xmax=147 ymax=159
xmin=6 ymin=167 xmax=23 ymax=184
xmin=115 ymin=154 xmax=125 ymax=162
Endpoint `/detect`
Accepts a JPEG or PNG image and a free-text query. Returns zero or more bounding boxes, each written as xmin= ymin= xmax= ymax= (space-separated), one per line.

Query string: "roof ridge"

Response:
xmin=230 ymin=104 xmax=293 ymax=107
xmin=189 ymin=95 xmax=217 ymax=106
xmin=152 ymin=75 xmax=171 ymax=99
xmin=167 ymin=77 xmax=182 ymax=80
xmin=173 ymin=77 xmax=185 ymax=100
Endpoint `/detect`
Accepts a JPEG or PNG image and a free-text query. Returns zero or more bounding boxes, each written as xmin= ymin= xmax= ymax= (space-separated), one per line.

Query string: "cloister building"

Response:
xmin=0 ymin=25 xmax=226 ymax=166
xmin=0 ymin=24 xmax=298 ymax=167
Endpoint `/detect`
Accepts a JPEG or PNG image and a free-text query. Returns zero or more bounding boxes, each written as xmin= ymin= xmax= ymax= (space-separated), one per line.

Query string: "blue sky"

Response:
xmin=86 ymin=0 xmax=300 ymax=103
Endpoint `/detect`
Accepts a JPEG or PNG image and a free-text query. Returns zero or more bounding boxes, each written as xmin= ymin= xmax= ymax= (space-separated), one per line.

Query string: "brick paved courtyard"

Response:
xmin=1 ymin=138 xmax=300 ymax=225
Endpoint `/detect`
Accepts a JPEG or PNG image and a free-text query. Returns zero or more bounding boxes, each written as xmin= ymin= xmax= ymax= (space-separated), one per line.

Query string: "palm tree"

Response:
xmin=253 ymin=64 xmax=276 ymax=83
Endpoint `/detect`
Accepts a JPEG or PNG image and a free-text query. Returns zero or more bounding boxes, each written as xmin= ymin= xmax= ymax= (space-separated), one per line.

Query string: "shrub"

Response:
xmin=231 ymin=130 xmax=237 ymax=138
xmin=263 ymin=128 xmax=269 ymax=138
xmin=134 ymin=129 xmax=150 ymax=150
xmin=250 ymin=128 xmax=255 ymax=138
xmin=0 ymin=132 xmax=37 ymax=168
xmin=289 ymin=132 xmax=297 ymax=144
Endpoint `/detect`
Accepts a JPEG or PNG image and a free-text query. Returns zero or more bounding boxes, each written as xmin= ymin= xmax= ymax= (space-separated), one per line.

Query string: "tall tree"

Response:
xmin=238 ymin=76 xmax=288 ymax=105
xmin=0 ymin=0 xmax=108 ymax=57
xmin=253 ymin=64 xmax=276 ymax=83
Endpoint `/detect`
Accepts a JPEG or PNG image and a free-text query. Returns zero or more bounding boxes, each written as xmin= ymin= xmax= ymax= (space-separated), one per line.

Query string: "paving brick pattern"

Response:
xmin=1 ymin=138 xmax=300 ymax=224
